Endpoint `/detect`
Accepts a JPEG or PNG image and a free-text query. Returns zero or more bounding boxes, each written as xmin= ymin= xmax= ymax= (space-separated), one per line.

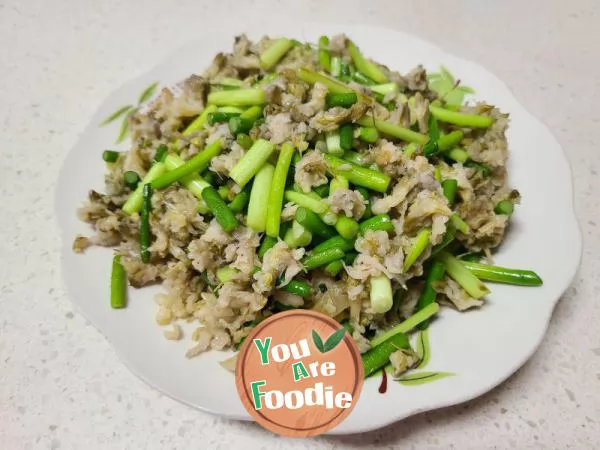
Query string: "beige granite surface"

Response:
xmin=1 ymin=0 xmax=599 ymax=448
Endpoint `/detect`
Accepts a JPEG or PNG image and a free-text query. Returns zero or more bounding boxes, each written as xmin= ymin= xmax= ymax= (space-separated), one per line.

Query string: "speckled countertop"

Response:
xmin=1 ymin=0 xmax=599 ymax=448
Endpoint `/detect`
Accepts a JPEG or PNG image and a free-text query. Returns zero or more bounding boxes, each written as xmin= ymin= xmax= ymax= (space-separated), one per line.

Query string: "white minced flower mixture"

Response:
xmin=74 ymin=34 xmax=535 ymax=377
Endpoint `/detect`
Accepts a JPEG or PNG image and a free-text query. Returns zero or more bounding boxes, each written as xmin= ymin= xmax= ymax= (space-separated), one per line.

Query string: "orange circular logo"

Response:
xmin=235 ymin=310 xmax=364 ymax=436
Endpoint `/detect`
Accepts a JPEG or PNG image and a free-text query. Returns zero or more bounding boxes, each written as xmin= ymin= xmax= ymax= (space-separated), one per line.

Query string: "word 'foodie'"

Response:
xmin=249 ymin=337 xmax=353 ymax=410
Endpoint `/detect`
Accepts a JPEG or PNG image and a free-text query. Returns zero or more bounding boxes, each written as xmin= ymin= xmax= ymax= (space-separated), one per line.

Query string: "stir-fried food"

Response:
xmin=74 ymin=35 xmax=542 ymax=377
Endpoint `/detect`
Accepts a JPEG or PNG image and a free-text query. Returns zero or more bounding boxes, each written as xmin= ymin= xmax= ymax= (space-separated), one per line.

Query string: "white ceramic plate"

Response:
xmin=56 ymin=23 xmax=581 ymax=434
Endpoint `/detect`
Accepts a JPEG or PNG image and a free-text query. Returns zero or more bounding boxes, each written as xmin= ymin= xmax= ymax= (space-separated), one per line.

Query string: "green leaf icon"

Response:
xmin=322 ymin=327 xmax=347 ymax=353
xmin=397 ymin=371 xmax=454 ymax=386
xmin=312 ymin=328 xmax=347 ymax=353
xmin=311 ymin=330 xmax=325 ymax=353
